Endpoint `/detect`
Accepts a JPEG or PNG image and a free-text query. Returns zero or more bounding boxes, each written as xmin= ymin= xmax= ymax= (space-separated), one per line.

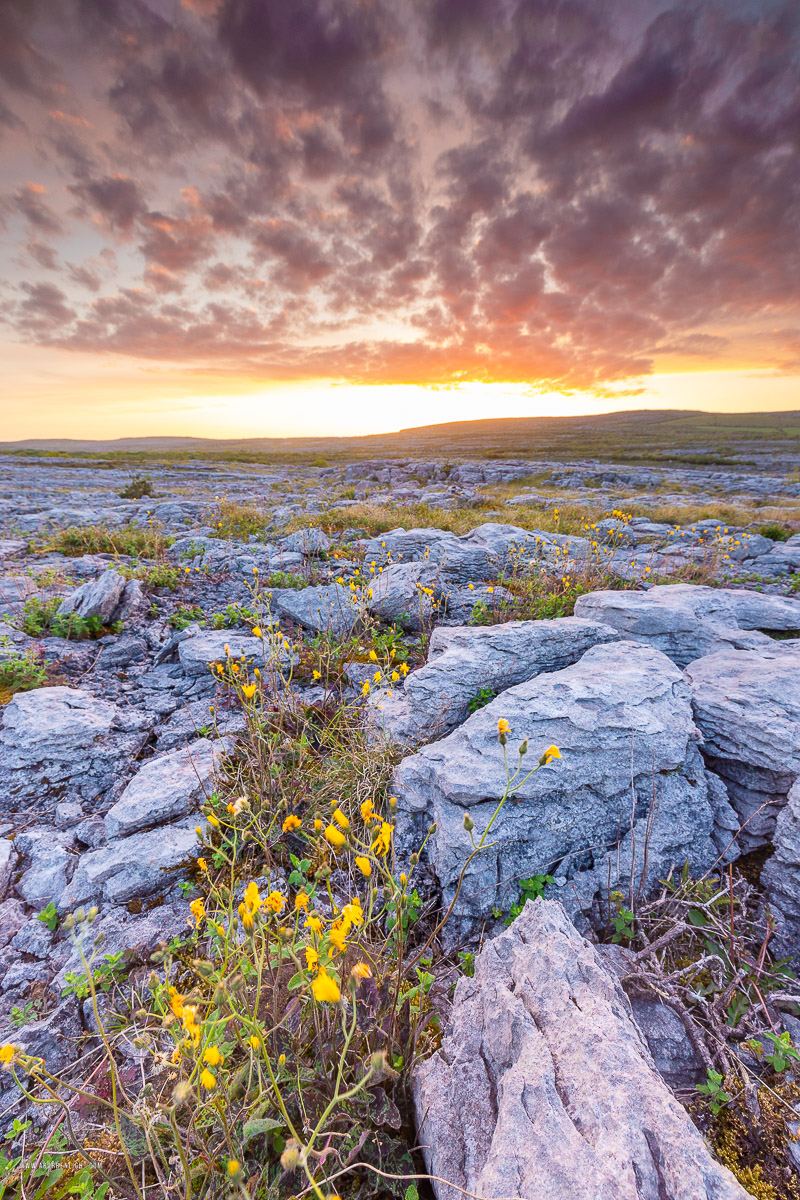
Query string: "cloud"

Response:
xmin=1 ymin=0 xmax=800 ymax=391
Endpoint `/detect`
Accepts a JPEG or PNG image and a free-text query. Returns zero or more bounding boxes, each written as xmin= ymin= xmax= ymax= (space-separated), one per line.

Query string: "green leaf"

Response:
xmin=687 ymin=908 xmax=708 ymax=927
xmin=242 ymin=1117 xmax=284 ymax=1145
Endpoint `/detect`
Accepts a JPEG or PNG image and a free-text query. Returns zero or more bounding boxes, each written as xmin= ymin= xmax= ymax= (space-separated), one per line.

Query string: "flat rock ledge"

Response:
xmin=414 ymin=899 xmax=748 ymax=1200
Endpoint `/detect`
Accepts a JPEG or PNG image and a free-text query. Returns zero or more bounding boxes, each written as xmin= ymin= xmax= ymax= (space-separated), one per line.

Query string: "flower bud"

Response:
xmin=172 ymin=1081 xmax=192 ymax=1107
xmin=518 ymin=738 xmax=528 ymax=756
xmin=463 ymin=813 xmax=474 ymax=832
xmin=428 ymin=823 xmax=438 ymax=835
xmin=409 ymin=853 xmax=419 ymax=866
xmin=87 ymin=906 xmax=99 ymax=922
xmin=281 ymin=1139 xmax=301 ymax=1169
xmin=74 ymin=908 xmax=86 ymax=924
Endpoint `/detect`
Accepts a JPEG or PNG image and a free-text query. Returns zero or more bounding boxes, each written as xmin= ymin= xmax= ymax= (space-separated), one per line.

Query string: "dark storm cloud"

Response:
xmin=2 ymin=0 xmax=800 ymax=388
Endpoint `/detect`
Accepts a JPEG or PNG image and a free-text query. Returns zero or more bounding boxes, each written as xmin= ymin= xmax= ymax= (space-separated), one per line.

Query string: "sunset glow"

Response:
xmin=2 ymin=0 xmax=800 ymax=439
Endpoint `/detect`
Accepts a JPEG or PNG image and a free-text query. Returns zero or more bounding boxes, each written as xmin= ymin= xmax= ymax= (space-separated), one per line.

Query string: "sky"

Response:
xmin=1 ymin=0 xmax=800 ymax=440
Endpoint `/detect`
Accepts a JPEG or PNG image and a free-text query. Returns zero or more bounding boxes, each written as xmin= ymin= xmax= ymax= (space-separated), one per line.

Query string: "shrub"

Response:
xmin=19 ymin=596 xmax=111 ymax=641
xmin=214 ymin=500 xmax=272 ymax=540
xmin=0 ymin=641 xmax=48 ymax=697
xmin=40 ymin=523 xmax=173 ymax=559
xmin=758 ymin=522 xmax=792 ymax=542
xmin=119 ymin=475 xmax=155 ymax=499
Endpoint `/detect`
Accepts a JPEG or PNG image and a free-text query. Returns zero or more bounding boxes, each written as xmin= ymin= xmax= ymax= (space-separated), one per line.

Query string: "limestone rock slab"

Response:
xmin=414 ymin=900 xmax=748 ymax=1200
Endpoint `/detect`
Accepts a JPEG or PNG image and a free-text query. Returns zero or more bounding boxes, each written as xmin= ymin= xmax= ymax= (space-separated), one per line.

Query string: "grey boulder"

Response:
xmin=685 ymin=646 xmax=800 ymax=850
xmin=269 ymin=583 xmax=360 ymax=636
xmin=280 ymin=527 xmax=331 ymax=556
xmin=368 ymin=616 xmax=620 ymax=747
xmin=366 ymin=563 xmax=445 ymax=630
xmin=761 ymin=780 xmax=800 ymax=964
xmin=57 ymin=568 xmax=126 ymax=624
xmin=104 ymin=739 xmax=225 ymax=839
xmin=0 ymin=687 xmax=117 ymax=760
xmin=178 ymin=628 xmax=282 ymax=677
xmin=574 ymin=583 xmax=800 ymax=668
xmin=414 ymin=899 xmax=748 ymax=1200
xmin=393 ymin=641 xmax=718 ymax=940
xmin=60 ymin=819 xmax=200 ymax=909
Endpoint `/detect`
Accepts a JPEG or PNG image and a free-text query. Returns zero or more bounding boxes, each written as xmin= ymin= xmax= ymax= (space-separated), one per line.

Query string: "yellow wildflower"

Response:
xmin=351 ymin=962 xmax=372 ymax=979
xmin=540 ymin=745 xmax=562 ymax=765
xmin=197 ymin=858 xmax=207 ymax=872
xmin=283 ymin=814 xmax=301 ymax=833
xmin=252 ymin=626 xmax=262 ymax=639
xmin=189 ymin=898 xmax=206 ymax=928
xmin=312 ymin=970 xmax=341 ymax=1003
xmin=206 ymin=812 xmax=220 ymax=828
xmin=360 ymin=797 xmax=377 ymax=823
xmin=497 ymin=718 xmax=510 ymax=736
xmin=0 ymin=1044 xmax=15 ymax=1066
xmin=266 ymin=891 xmax=285 ymax=913
xmin=343 ymin=897 xmax=364 ymax=926
xmin=227 ymin=1161 xmax=241 ymax=1179
xmin=329 ymin=924 xmax=348 ymax=954
xmin=304 ymin=945 xmax=319 ymax=971
xmin=368 ymin=649 xmax=378 ymax=662
xmin=314 ymin=818 xmax=323 ymax=832
xmin=242 ymin=683 xmax=256 ymax=699
xmin=355 ymin=855 xmax=372 ymax=877
xmin=361 ymin=680 xmax=371 ymax=696
xmin=295 ymin=891 xmax=309 ymax=911
xmin=371 ymin=822 xmax=392 ymax=858
xmin=238 ymin=880 xmax=262 ymax=930
xmin=333 ymin=807 xmax=349 ymax=830
xmin=200 ymin=1068 xmax=216 ymax=1090
xmin=305 ymin=914 xmax=323 ymax=934
xmin=325 ymin=824 xmax=346 ymax=849
xmin=203 ymin=1045 xmax=223 ymax=1067
xmin=249 ymin=1035 xmax=261 ymax=1049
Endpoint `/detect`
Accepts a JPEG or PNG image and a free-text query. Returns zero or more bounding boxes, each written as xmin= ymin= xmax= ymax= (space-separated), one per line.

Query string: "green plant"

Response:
xmin=10 ymin=1002 xmax=39 ymax=1027
xmin=467 ymin=685 xmax=495 ymax=714
xmin=61 ymin=952 xmax=127 ymax=999
xmin=0 ymin=641 xmax=48 ymax=694
xmin=757 ymin=522 xmax=791 ymax=542
xmin=266 ymin=569 xmax=309 ymax=590
xmin=134 ymin=562 xmax=181 ymax=590
xmin=762 ymin=1030 xmax=800 ymax=1073
xmin=696 ymin=1068 xmax=731 ymax=1115
xmin=37 ymin=902 xmax=59 ymax=931
xmin=39 ymin=523 xmax=173 ymax=559
xmin=502 ymin=874 xmax=554 ymax=925
xmin=20 ymin=597 xmax=111 ymax=641
xmin=168 ymin=603 xmax=205 ymax=630
xmin=119 ymin=475 xmax=155 ymax=499
xmin=209 ymin=602 xmax=257 ymax=629
xmin=610 ymin=891 xmax=635 ymax=942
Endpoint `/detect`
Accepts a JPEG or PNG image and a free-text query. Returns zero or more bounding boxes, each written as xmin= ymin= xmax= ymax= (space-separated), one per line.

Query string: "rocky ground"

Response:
xmin=1 ymin=450 xmax=800 ymax=1198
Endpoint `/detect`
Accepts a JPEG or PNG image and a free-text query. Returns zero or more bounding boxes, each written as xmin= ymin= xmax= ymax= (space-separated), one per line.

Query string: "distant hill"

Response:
xmin=3 ymin=409 xmax=800 ymax=464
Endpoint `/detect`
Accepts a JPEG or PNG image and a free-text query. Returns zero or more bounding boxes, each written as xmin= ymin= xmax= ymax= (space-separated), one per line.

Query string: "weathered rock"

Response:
xmin=280 ymin=527 xmax=331 ymax=556
xmin=269 ymin=583 xmax=360 ymax=636
xmin=178 ymin=629 xmax=279 ymax=677
xmin=574 ymin=584 xmax=800 ymax=668
xmin=0 ymin=687 xmax=117 ymax=758
xmin=0 ymin=1000 xmax=82 ymax=1093
xmin=57 ymin=568 xmax=126 ymax=624
xmin=15 ymin=827 xmax=76 ymax=908
xmin=439 ymin=583 xmax=514 ymax=626
xmin=685 ymin=646 xmax=800 ymax=849
xmin=761 ymin=780 xmax=800 ymax=963
xmin=369 ymin=616 xmax=620 ymax=746
xmin=104 ymin=740 xmax=224 ymax=839
xmin=59 ymin=819 xmax=200 ymax=909
xmin=0 ymin=839 xmax=16 ymax=899
xmin=393 ymin=641 xmax=718 ymax=940
xmin=156 ymin=697 xmax=245 ymax=750
xmin=366 ymin=562 xmax=445 ymax=630
xmin=414 ymin=900 xmax=748 ymax=1200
